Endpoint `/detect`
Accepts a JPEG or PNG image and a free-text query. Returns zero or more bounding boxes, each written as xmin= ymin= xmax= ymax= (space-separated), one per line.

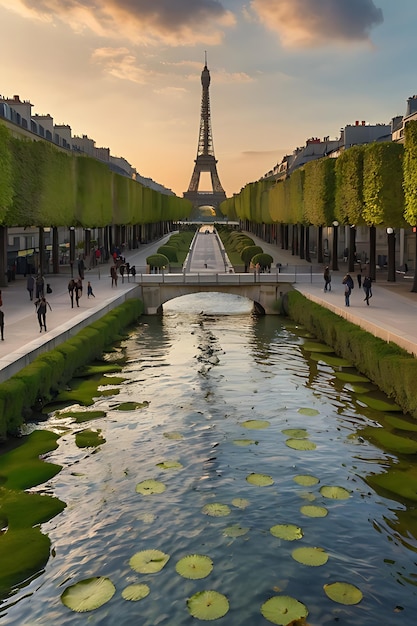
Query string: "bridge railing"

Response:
xmin=133 ymin=266 xmax=325 ymax=285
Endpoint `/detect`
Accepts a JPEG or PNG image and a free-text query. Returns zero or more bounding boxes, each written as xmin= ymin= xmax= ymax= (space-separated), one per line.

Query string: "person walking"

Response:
xmin=34 ymin=296 xmax=52 ymax=332
xmin=74 ymin=278 xmax=83 ymax=307
xmin=342 ymin=273 xmax=354 ymax=307
xmin=26 ymin=274 xmax=35 ymax=301
xmin=35 ymin=273 xmax=44 ymax=299
xmin=87 ymin=281 xmax=95 ymax=298
xmin=323 ymin=266 xmax=331 ymax=292
xmin=357 ymin=269 xmax=362 ymax=288
xmin=68 ymin=278 xmax=75 ymax=308
xmin=110 ymin=264 xmax=118 ymax=287
xmin=363 ymin=275 xmax=373 ymax=305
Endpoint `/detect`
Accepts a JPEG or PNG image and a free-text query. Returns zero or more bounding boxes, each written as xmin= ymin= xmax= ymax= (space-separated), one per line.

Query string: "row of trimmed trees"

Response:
xmin=0 ymin=124 xmax=192 ymax=285
xmin=220 ymin=121 xmax=417 ymax=292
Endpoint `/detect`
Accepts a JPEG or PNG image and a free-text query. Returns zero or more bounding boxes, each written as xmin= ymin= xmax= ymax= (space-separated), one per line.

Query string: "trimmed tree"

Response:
xmin=403 ymin=120 xmax=417 ymax=292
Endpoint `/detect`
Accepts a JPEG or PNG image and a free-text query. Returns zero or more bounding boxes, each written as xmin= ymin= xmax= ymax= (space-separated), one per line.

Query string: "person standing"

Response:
xmin=35 ymin=274 xmax=44 ymax=299
xmin=342 ymin=273 xmax=354 ymax=307
xmin=68 ymin=278 xmax=75 ymax=308
xmin=74 ymin=278 xmax=83 ymax=307
xmin=323 ymin=266 xmax=331 ymax=292
xmin=26 ymin=274 xmax=35 ymax=301
xmin=35 ymin=296 xmax=52 ymax=332
xmin=357 ymin=269 xmax=362 ymax=288
xmin=110 ymin=264 xmax=118 ymax=287
xmin=363 ymin=275 xmax=373 ymax=305
xmin=87 ymin=281 xmax=95 ymax=298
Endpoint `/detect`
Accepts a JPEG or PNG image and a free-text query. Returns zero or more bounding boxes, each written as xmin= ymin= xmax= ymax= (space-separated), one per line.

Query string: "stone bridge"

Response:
xmin=135 ymin=274 xmax=295 ymax=314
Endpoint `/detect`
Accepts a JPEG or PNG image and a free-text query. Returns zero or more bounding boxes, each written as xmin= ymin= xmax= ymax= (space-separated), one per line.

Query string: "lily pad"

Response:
xmin=310 ymin=353 xmax=352 ymax=367
xmin=129 ymin=549 xmax=170 ymax=573
xmin=75 ymin=429 xmax=105 ymax=448
xmin=136 ymin=479 xmax=166 ymax=495
xmin=361 ymin=426 xmax=417 ymax=455
xmin=303 ymin=342 xmax=334 ymax=353
xmin=320 ymin=485 xmax=350 ymax=500
xmin=292 ymin=546 xmax=329 ymax=566
xmin=223 ymin=524 xmax=249 ymax=537
xmin=270 ymin=524 xmax=303 ymax=541
xmin=297 ymin=407 xmax=319 ymax=416
xmin=116 ymin=401 xmax=149 ymax=411
xmin=293 ymin=475 xmax=319 ymax=487
xmin=121 ymin=583 xmax=150 ymax=601
xmin=231 ymin=498 xmax=249 ymax=509
xmin=176 ymin=554 xmax=213 ymax=579
xmin=260 ymin=595 xmax=308 ymax=625
xmin=246 ymin=473 xmax=274 ymax=487
xmin=300 ymin=505 xmax=328 ymax=518
xmin=163 ymin=431 xmax=184 ymax=440
xmin=357 ymin=393 xmax=402 ymax=412
xmin=71 ymin=410 xmax=106 ymax=424
xmin=282 ymin=429 xmax=308 ymax=439
xmin=334 ymin=371 xmax=370 ymax=383
xmin=233 ymin=439 xmax=258 ymax=446
xmin=285 ymin=439 xmax=316 ymax=451
xmin=187 ymin=590 xmax=229 ymax=621
xmin=240 ymin=419 xmax=270 ymax=429
xmin=0 ymin=527 xmax=52 ymax=596
xmin=202 ymin=503 xmax=231 ymax=517
xmin=323 ymin=581 xmax=363 ymax=605
xmin=156 ymin=460 xmax=183 ymax=470
xmin=61 ymin=576 xmax=116 ymax=612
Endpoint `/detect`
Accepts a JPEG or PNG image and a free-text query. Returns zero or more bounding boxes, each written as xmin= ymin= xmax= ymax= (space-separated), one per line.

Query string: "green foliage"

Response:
xmin=362 ymin=142 xmax=405 ymax=226
xmin=241 ymin=245 xmax=263 ymax=266
xmin=403 ymin=120 xmax=417 ymax=226
xmin=157 ymin=245 xmax=178 ymax=262
xmin=304 ymin=158 xmax=336 ymax=226
xmin=335 ymin=145 xmax=364 ymax=225
xmin=251 ymin=253 xmax=273 ymax=269
xmin=146 ymin=253 xmax=169 ymax=268
xmin=0 ymin=124 xmax=13 ymax=220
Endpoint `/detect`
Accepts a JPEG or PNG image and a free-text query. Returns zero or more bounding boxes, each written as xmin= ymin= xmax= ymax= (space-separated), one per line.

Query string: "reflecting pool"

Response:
xmin=1 ymin=294 xmax=417 ymax=625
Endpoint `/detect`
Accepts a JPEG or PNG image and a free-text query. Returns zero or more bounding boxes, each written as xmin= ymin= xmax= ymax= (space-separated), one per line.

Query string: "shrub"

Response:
xmin=146 ymin=254 xmax=169 ymax=269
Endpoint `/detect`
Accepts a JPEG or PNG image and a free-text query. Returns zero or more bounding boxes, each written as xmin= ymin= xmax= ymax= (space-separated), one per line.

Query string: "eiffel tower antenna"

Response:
xmin=183 ymin=56 xmax=226 ymax=213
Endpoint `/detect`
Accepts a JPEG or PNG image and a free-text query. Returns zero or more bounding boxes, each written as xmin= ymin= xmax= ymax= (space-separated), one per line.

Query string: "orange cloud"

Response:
xmin=2 ymin=0 xmax=236 ymax=46
xmin=251 ymin=0 xmax=383 ymax=48
xmin=91 ymin=48 xmax=153 ymax=83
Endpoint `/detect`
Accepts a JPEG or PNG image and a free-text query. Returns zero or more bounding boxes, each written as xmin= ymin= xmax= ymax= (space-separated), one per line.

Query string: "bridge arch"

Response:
xmin=155 ymin=290 xmax=266 ymax=316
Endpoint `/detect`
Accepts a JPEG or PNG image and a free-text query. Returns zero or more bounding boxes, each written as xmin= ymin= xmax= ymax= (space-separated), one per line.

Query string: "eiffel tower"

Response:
xmin=184 ymin=56 xmax=226 ymax=214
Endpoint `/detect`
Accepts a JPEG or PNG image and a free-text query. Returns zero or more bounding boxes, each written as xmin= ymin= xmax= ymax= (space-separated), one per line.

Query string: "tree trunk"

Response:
xmin=369 ymin=225 xmax=376 ymax=281
xmin=348 ymin=226 xmax=356 ymax=273
xmin=305 ymin=226 xmax=311 ymax=263
xmin=412 ymin=230 xmax=417 ymax=293
xmin=317 ymin=226 xmax=323 ymax=264
xmin=0 ymin=226 xmax=7 ymax=288
xmin=332 ymin=224 xmax=339 ymax=271
xmin=39 ymin=227 xmax=45 ymax=276
xmin=387 ymin=230 xmax=396 ymax=282
xmin=299 ymin=225 xmax=305 ymax=260
xmin=52 ymin=226 xmax=59 ymax=274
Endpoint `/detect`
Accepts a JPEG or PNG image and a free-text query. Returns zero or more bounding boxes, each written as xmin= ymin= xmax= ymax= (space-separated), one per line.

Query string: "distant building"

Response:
xmin=392 ymin=95 xmax=417 ymax=143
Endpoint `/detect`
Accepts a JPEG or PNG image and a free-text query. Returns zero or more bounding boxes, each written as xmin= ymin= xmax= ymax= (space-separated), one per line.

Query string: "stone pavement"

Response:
xmin=0 ymin=229 xmax=416 ymax=384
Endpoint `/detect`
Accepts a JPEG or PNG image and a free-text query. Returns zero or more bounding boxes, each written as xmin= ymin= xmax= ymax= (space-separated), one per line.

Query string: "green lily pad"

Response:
xmin=320 ymin=485 xmax=350 ymax=500
xmin=231 ymin=498 xmax=249 ymax=509
xmin=163 ymin=431 xmax=184 ymax=440
xmin=175 ymin=554 xmax=213 ymax=579
xmin=116 ymin=401 xmax=149 ymax=411
xmin=310 ymin=353 xmax=352 ymax=367
xmin=292 ymin=546 xmax=329 ymax=566
xmin=53 ymin=375 xmax=118 ymax=407
xmin=202 ymin=503 xmax=231 ymax=517
xmin=223 ymin=524 xmax=249 ymax=537
xmin=347 ymin=383 xmax=372 ymax=394
xmin=233 ymin=439 xmax=258 ymax=446
xmin=121 ymin=583 xmax=150 ymax=601
xmin=260 ymin=595 xmax=308 ymax=625
xmin=187 ymin=590 xmax=229 ymax=621
xmin=270 ymin=524 xmax=303 ymax=541
xmin=334 ymin=371 xmax=370 ymax=383
xmin=323 ymin=581 xmax=363 ymax=605
xmin=75 ymin=429 xmax=106 ymax=448
xmin=64 ymin=410 xmax=106 ymax=424
xmin=300 ymin=505 xmax=328 ymax=518
xmin=366 ymin=468 xmax=417 ymax=502
xmin=285 ymin=439 xmax=316 ymax=451
xmin=246 ymin=473 xmax=274 ymax=486
xmin=136 ymin=479 xmax=166 ymax=495
xmin=282 ymin=429 xmax=308 ymax=439
xmin=155 ymin=460 xmax=183 ymax=470
xmin=361 ymin=426 xmax=417 ymax=455
xmin=240 ymin=419 xmax=270 ymax=429
xmin=303 ymin=342 xmax=334 ymax=353
xmin=384 ymin=415 xmax=417 ymax=432
xmin=297 ymin=407 xmax=320 ymax=416
xmin=61 ymin=576 xmax=116 ymax=612
xmin=357 ymin=393 xmax=402 ymax=412
xmin=293 ymin=475 xmax=319 ymax=487
xmin=78 ymin=363 xmax=123 ymax=376
xmin=129 ymin=549 xmax=170 ymax=573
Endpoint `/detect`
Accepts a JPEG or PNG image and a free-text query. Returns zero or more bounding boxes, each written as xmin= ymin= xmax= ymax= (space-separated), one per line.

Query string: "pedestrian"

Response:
xmin=26 ymin=274 xmax=35 ymax=301
xmin=110 ymin=264 xmax=118 ymax=287
xmin=74 ymin=278 xmax=83 ymax=307
xmin=68 ymin=278 xmax=75 ymax=308
xmin=357 ymin=269 xmax=362 ymax=288
xmin=87 ymin=281 xmax=95 ymax=298
xmin=35 ymin=273 xmax=44 ymax=299
xmin=77 ymin=256 xmax=85 ymax=280
xmin=34 ymin=296 xmax=52 ymax=332
xmin=342 ymin=273 xmax=354 ymax=307
xmin=323 ymin=266 xmax=331 ymax=292
xmin=363 ymin=275 xmax=373 ymax=305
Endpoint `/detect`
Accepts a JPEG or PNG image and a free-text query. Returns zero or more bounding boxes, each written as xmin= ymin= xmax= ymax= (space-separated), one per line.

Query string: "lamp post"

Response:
xmin=332 ymin=221 xmax=339 ymax=271
xmin=386 ymin=227 xmax=396 ymax=282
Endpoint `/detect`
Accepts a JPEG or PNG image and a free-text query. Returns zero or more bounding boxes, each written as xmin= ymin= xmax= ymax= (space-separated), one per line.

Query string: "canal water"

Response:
xmin=1 ymin=293 xmax=417 ymax=625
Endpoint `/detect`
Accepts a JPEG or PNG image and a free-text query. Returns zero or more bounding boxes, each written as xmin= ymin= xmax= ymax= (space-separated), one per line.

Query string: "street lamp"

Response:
xmin=386 ymin=227 xmax=396 ymax=282
xmin=332 ymin=221 xmax=339 ymax=271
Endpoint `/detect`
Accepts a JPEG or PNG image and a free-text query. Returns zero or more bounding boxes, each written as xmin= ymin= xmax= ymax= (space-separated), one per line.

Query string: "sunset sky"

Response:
xmin=1 ymin=1 xmax=417 ymax=198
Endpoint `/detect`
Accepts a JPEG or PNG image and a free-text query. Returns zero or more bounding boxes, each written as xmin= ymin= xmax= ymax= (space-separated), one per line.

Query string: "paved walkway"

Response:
xmin=0 ymin=229 xmax=416 ymax=383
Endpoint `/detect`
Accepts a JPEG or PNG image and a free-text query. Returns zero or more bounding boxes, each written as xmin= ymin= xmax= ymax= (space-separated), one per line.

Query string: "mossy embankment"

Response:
xmin=0 ymin=298 xmax=144 ymax=440
xmin=285 ymin=290 xmax=417 ymax=419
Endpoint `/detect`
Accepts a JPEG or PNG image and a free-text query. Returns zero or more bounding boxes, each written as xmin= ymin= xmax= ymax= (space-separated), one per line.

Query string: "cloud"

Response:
xmin=91 ymin=47 xmax=152 ymax=83
xmin=250 ymin=0 xmax=383 ymax=48
xmin=3 ymin=0 xmax=236 ymax=46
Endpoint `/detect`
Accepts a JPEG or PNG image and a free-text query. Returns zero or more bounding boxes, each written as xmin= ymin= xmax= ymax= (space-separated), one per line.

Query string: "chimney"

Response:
xmin=362 ymin=121 xmax=365 ymax=125
xmin=13 ymin=95 xmax=20 ymax=102
xmin=355 ymin=120 xmax=359 ymax=126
